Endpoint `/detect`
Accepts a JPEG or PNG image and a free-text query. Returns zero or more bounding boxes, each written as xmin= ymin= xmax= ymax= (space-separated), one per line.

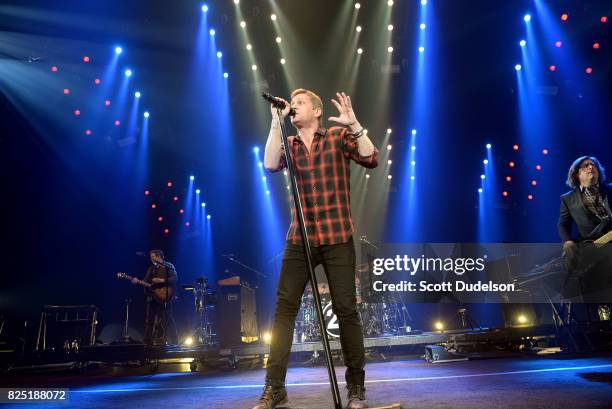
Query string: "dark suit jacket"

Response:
xmin=558 ymin=183 xmax=612 ymax=242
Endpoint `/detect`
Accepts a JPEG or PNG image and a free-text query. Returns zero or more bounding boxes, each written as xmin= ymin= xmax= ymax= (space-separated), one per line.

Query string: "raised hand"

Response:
xmin=328 ymin=92 xmax=358 ymax=127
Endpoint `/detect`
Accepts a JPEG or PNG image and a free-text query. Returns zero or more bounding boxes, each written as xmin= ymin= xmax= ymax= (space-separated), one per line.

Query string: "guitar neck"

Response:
xmin=594 ymin=230 xmax=612 ymax=244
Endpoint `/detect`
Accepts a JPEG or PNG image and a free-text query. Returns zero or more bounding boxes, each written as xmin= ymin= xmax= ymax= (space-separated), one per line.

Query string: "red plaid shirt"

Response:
xmin=270 ymin=126 xmax=378 ymax=246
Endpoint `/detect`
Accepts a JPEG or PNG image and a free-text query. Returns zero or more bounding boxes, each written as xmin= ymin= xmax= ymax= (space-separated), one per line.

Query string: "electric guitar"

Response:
xmin=117 ymin=272 xmax=176 ymax=304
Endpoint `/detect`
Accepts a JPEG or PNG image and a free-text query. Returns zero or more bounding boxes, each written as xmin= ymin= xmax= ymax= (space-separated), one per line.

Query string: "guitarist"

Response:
xmin=131 ymin=249 xmax=177 ymax=345
xmin=558 ymin=156 xmax=612 ymax=318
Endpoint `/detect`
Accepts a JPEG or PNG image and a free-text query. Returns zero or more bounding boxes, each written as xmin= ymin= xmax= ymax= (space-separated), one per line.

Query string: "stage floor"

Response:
xmin=3 ymin=354 xmax=612 ymax=409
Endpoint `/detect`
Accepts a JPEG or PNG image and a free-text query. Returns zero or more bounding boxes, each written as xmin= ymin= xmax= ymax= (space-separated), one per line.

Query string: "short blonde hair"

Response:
xmin=291 ymin=88 xmax=323 ymax=125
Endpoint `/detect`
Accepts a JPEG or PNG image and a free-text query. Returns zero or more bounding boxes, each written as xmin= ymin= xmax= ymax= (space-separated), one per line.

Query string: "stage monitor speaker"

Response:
xmin=425 ymin=345 xmax=468 ymax=363
xmin=217 ymin=278 xmax=258 ymax=348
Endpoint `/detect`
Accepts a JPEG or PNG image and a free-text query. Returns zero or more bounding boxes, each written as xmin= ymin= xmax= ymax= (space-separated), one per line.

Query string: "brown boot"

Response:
xmin=346 ymin=384 xmax=368 ymax=409
xmin=250 ymin=384 xmax=288 ymax=409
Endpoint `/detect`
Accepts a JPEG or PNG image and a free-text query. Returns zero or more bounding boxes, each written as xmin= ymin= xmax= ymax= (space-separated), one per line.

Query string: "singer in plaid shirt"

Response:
xmin=251 ymin=89 xmax=377 ymax=409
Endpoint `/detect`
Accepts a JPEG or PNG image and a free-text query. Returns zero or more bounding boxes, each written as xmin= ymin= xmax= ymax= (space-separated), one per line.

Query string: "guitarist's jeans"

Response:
xmin=265 ymin=238 xmax=365 ymax=388
xmin=144 ymin=297 xmax=176 ymax=345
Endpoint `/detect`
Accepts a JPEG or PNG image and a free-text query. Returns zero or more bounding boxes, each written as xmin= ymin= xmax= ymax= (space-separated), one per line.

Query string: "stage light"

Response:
xmin=388 ymin=24 xmax=394 ymax=31
xmin=593 ymin=42 xmax=600 ymax=50
xmin=280 ymin=58 xmax=286 ymax=64
xmin=246 ymin=44 xmax=252 ymax=50
xmin=265 ymin=190 xmax=270 ymax=195
xmin=240 ymin=20 xmax=247 ymax=28
xmin=509 ymin=161 xmax=515 ymax=168
xmin=388 ymin=0 xmax=394 ymax=6
xmin=478 ymin=188 xmax=483 ymax=193
xmin=124 ymin=69 xmax=132 ymax=77
xmin=420 ymin=23 xmax=426 ymax=30
xmin=483 ymin=159 xmax=489 ymax=165
xmin=536 ymin=165 xmax=542 ymax=171
xmin=412 ymin=129 xmax=417 ymax=135
xmin=201 ymin=203 xmax=206 ymax=207
xmin=95 ymin=78 xmax=101 ymax=85
xmin=233 ymin=0 xmax=239 ymax=4
xmin=270 ymin=14 xmax=277 ymax=21
xmin=514 ymin=64 xmax=522 ymax=71
xmin=434 ymin=321 xmax=444 ymax=331
xmin=63 ymin=88 xmax=70 ymax=95
xmin=506 ymin=176 xmax=512 ymax=182
xmin=158 ymin=216 xmax=163 ymax=222
xmin=542 ymin=149 xmax=549 ymax=155
xmin=418 ymin=46 xmax=425 ymax=53
xmin=388 ymin=46 xmax=393 ymax=53
xmin=276 ymin=36 xmax=282 ymax=44
xmin=263 ymin=332 xmax=272 ymax=343
xmin=51 ymin=66 xmax=58 ymax=72
xmin=411 ymin=145 xmax=416 ymax=151
xmin=513 ymin=144 xmax=519 ymax=151
xmin=262 ymin=176 xmax=267 ymax=182
xmin=83 ymin=56 xmax=90 ymax=63
xmin=115 ymin=120 xmax=121 ymax=126
xmin=74 ymin=109 xmax=81 ymax=116
xmin=135 ymin=91 xmax=141 ymax=98
xmin=190 ymin=175 xmax=195 ymax=181
xmin=524 ymin=14 xmax=531 ymax=23
xmin=164 ymin=228 xmax=169 ymax=234
xmin=144 ymin=111 xmax=150 ymax=118
xmin=355 ymin=3 xmax=361 ymax=9
xmin=152 ymin=203 xmax=157 ymax=209
xmin=411 ymin=160 xmax=416 ymax=166
xmin=209 ymin=28 xmax=215 ymax=36
xmin=420 ymin=0 xmax=427 ymax=5
xmin=185 ymin=222 xmax=190 ymax=227
xmin=85 ymin=129 xmax=91 ymax=136
xmin=528 ymin=194 xmax=534 ymax=200
xmin=481 ymin=174 xmax=486 ymax=180
xmin=531 ymin=180 xmax=537 ymax=186
xmin=253 ymin=146 xmax=260 ymax=153
xmin=388 ymin=160 xmax=392 ymax=165
xmin=486 ymin=143 xmax=492 ymax=149
xmin=555 ymin=41 xmax=562 ymax=48
xmin=356 ymin=26 xmax=362 ymax=32
xmin=168 ymin=181 xmax=173 ymax=187
xmin=517 ymin=314 xmax=527 ymax=324
xmin=201 ymin=4 xmax=208 ymax=13
xmin=387 ymin=144 xmax=392 ymax=150
xmin=196 ymin=189 xmax=201 ymax=194
xmin=387 ymin=175 xmax=392 ymax=180
xmin=145 ymin=190 xmax=150 ymax=195
xmin=365 ymin=174 xmax=370 ymax=179
xmin=105 ymin=100 xmax=111 ymax=106
xmin=206 ymin=214 xmax=211 ymax=220
xmin=180 ymin=209 xmax=185 ymax=213
xmin=251 ymin=64 xmax=257 ymax=71
xmin=561 ymin=13 xmax=568 ymax=21
xmin=549 ymin=65 xmax=556 ymax=72
xmin=602 ymin=16 xmax=608 ymax=23
xmin=223 ymin=72 xmax=229 ymax=78
xmin=502 ymin=191 xmax=508 ymax=197
xmin=115 ymin=46 xmax=123 ymax=55
xmin=357 ymin=48 xmax=363 ymax=55
xmin=410 ymin=176 xmax=415 ymax=180
xmin=585 ymin=67 xmax=593 ymax=74
xmin=519 ymin=40 xmax=526 ymax=47
xmin=216 ymin=51 xmax=222 ymax=58
xmin=258 ymin=161 xmax=263 ymax=168
xmin=387 ymin=128 xmax=392 ymax=134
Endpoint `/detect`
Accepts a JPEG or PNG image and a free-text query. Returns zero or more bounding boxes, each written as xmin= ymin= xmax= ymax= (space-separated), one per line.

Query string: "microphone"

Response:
xmin=262 ymin=93 xmax=296 ymax=117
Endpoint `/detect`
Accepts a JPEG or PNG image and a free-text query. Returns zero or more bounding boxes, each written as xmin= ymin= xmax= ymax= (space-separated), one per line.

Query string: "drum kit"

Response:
xmin=293 ymin=264 xmax=413 ymax=343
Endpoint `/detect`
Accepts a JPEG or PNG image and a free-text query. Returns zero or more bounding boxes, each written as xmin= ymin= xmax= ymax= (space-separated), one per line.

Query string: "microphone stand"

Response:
xmin=273 ymin=103 xmax=342 ymax=409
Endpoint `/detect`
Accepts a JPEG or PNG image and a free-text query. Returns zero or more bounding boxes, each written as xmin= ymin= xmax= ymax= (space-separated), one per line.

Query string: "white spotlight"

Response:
xmin=519 ymin=39 xmax=526 ymax=47
xmin=115 ymin=46 xmax=123 ymax=55
xmin=386 ymin=128 xmax=392 ymax=134
xmin=270 ymin=14 xmax=277 ymax=21
xmin=240 ymin=21 xmax=246 ymax=28
xmin=251 ymin=64 xmax=257 ymax=71
xmin=420 ymin=23 xmax=426 ymax=30
xmin=357 ymin=48 xmax=363 ymax=55
xmin=201 ymin=4 xmax=208 ymax=12
xmin=209 ymin=28 xmax=215 ymax=36
xmin=216 ymin=51 xmax=222 ymax=58
xmin=280 ymin=58 xmax=286 ymax=64
xmin=124 ymin=69 xmax=132 ymax=77
xmin=246 ymin=44 xmax=252 ymax=50
xmin=355 ymin=3 xmax=361 ymax=9
xmin=388 ymin=0 xmax=394 ymax=6
xmin=143 ymin=111 xmax=150 ymax=118
xmin=418 ymin=46 xmax=425 ymax=53
xmin=276 ymin=36 xmax=282 ymax=43
xmin=388 ymin=46 xmax=393 ymax=53
xmin=134 ymin=91 xmax=141 ymax=98
xmin=223 ymin=72 xmax=229 ymax=78
xmin=524 ymin=14 xmax=531 ymax=23
xmin=515 ymin=64 xmax=522 ymax=71
xmin=388 ymin=24 xmax=394 ymax=31
xmin=356 ymin=26 xmax=362 ymax=32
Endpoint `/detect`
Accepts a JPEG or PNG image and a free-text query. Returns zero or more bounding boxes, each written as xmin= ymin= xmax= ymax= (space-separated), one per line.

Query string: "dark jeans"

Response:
xmin=144 ymin=298 xmax=176 ymax=345
xmin=266 ymin=238 xmax=365 ymax=387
